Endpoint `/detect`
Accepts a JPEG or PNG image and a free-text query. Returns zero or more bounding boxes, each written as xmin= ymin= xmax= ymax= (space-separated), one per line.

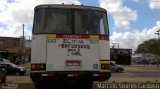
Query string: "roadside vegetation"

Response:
xmin=137 ymin=39 xmax=160 ymax=55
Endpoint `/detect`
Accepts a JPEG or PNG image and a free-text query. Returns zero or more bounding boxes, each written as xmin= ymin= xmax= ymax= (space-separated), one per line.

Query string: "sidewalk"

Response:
xmin=124 ymin=64 xmax=160 ymax=72
xmin=106 ymin=77 xmax=160 ymax=83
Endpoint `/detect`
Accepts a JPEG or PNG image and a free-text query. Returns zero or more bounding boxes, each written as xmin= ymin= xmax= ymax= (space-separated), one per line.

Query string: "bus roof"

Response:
xmin=35 ymin=4 xmax=107 ymax=12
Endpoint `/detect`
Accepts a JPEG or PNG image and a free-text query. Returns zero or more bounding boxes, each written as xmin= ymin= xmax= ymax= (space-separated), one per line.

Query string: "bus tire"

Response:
xmin=76 ymin=79 xmax=93 ymax=89
xmin=80 ymin=81 xmax=93 ymax=89
xmin=35 ymin=81 xmax=46 ymax=89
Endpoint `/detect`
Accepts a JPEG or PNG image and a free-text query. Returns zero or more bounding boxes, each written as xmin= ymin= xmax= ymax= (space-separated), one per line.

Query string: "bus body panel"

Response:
xmin=31 ymin=35 xmax=47 ymax=63
xmin=99 ymin=40 xmax=110 ymax=60
xmin=46 ymin=34 xmax=100 ymax=71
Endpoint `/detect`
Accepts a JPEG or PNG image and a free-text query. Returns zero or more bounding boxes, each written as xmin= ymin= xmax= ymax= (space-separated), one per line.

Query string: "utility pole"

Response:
xmin=155 ymin=30 xmax=160 ymax=39
xmin=117 ymin=43 xmax=119 ymax=49
xmin=155 ymin=29 xmax=160 ymax=68
xmin=21 ymin=24 xmax=25 ymax=64
xmin=112 ymin=43 xmax=116 ymax=49
xmin=22 ymin=24 xmax=25 ymax=47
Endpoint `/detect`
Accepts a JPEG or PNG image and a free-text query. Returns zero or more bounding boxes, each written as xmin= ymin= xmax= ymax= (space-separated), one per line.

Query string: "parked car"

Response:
xmin=0 ymin=67 xmax=6 ymax=83
xmin=110 ymin=62 xmax=124 ymax=72
xmin=0 ymin=63 xmax=26 ymax=76
xmin=0 ymin=58 xmax=10 ymax=64
xmin=150 ymin=60 xmax=160 ymax=65
xmin=136 ymin=60 xmax=149 ymax=64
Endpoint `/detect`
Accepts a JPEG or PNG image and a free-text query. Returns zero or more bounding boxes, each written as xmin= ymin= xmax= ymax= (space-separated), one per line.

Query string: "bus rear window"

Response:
xmin=34 ymin=8 xmax=73 ymax=34
xmin=33 ymin=8 xmax=109 ymax=35
xmin=75 ymin=10 xmax=108 ymax=35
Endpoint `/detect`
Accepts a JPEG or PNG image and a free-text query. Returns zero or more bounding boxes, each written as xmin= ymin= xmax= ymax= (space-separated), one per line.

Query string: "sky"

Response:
xmin=0 ymin=0 xmax=160 ymax=52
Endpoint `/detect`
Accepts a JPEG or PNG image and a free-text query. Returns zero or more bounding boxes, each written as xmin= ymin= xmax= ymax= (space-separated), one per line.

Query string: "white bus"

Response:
xmin=30 ymin=4 xmax=111 ymax=89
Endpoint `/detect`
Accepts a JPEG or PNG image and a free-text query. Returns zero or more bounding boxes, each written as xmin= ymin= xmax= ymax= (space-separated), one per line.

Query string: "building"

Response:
xmin=110 ymin=48 xmax=132 ymax=65
xmin=0 ymin=37 xmax=31 ymax=62
xmin=0 ymin=37 xmax=20 ymax=59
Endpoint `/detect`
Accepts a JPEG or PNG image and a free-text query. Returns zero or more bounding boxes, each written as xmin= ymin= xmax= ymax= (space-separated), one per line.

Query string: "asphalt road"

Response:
xmin=25 ymin=69 xmax=160 ymax=78
xmin=2 ymin=70 xmax=160 ymax=89
xmin=111 ymin=71 xmax=160 ymax=77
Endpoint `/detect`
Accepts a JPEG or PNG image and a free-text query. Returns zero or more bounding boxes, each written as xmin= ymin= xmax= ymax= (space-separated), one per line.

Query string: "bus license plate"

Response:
xmin=66 ymin=60 xmax=81 ymax=69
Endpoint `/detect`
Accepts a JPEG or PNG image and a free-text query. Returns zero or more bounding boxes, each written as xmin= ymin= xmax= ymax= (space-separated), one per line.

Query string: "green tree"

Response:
xmin=137 ymin=39 xmax=160 ymax=55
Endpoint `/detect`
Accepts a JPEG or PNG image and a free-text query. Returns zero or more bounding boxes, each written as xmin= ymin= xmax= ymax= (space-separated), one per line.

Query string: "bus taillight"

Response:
xmin=31 ymin=64 xmax=46 ymax=71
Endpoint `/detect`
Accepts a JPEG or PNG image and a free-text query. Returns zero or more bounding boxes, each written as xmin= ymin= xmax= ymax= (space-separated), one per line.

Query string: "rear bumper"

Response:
xmin=30 ymin=71 xmax=111 ymax=82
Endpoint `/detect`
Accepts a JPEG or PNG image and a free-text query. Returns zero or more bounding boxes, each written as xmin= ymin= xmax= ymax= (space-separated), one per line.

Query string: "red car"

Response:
xmin=150 ymin=60 xmax=160 ymax=65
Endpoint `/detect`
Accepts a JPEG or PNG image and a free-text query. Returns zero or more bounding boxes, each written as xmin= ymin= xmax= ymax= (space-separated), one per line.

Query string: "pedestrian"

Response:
xmin=15 ymin=57 xmax=20 ymax=65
